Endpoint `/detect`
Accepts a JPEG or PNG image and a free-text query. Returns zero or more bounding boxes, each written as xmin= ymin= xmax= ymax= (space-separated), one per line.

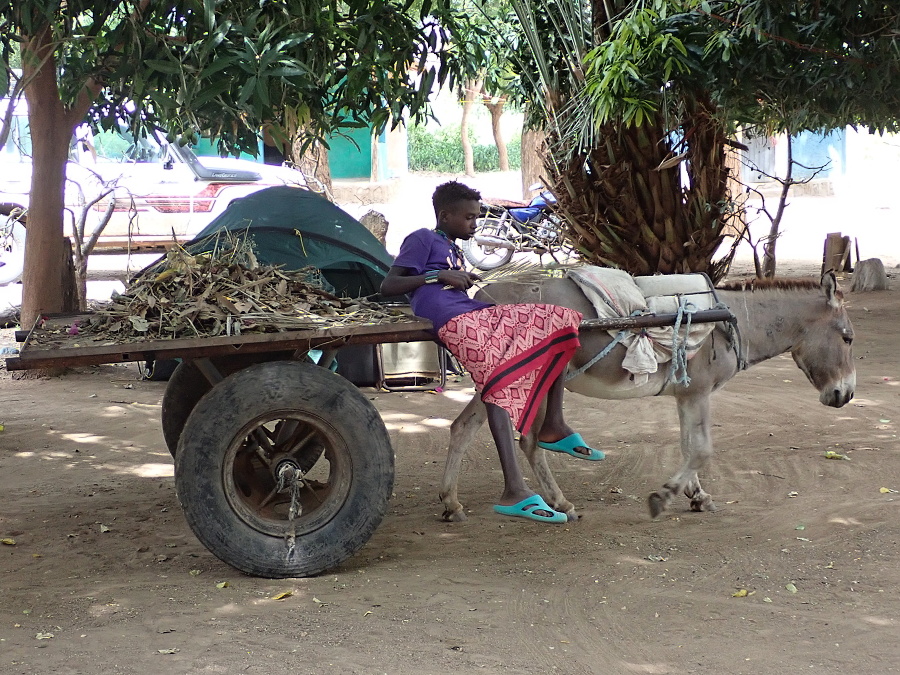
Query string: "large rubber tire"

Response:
xmin=161 ymin=353 xmax=293 ymax=457
xmin=0 ymin=220 xmax=26 ymax=286
xmin=461 ymin=216 xmax=514 ymax=270
xmin=174 ymin=360 xmax=394 ymax=578
xmin=161 ymin=361 xmax=211 ymax=457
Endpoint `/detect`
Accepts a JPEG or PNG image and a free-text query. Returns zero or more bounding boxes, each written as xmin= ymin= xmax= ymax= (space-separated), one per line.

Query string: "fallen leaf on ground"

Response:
xmin=785 ymin=583 xmax=798 ymax=593
xmin=824 ymin=450 xmax=850 ymax=461
xmin=99 ymin=524 xmax=110 ymax=533
xmin=36 ymin=633 xmax=54 ymax=640
xmin=189 ymin=569 xmax=201 ymax=576
xmin=157 ymin=648 xmax=179 ymax=654
xmin=732 ymin=589 xmax=749 ymax=597
xmin=216 ymin=581 xmax=229 ymax=589
xmin=1 ymin=538 xmax=16 ymax=545
xmin=271 ymin=591 xmax=293 ymax=600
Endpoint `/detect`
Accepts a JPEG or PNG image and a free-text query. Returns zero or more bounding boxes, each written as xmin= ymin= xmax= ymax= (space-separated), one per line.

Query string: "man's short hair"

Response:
xmin=432 ymin=181 xmax=481 ymax=217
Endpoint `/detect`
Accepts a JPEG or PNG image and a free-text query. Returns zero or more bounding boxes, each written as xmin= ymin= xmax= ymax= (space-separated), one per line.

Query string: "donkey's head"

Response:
xmin=790 ymin=272 xmax=856 ymax=407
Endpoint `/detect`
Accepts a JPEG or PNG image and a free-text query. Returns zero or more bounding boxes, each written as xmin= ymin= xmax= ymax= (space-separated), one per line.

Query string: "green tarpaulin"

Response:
xmin=187 ymin=186 xmax=392 ymax=298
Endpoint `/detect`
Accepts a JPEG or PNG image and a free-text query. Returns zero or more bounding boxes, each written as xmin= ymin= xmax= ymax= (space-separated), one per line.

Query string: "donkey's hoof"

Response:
xmin=648 ymin=492 xmax=668 ymax=519
xmin=690 ymin=495 xmax=717 ymax=512
xmin=548 ymin=499 xmax=577 ymax=521
xmin=441 ymin=508 xmax=467 ymax=523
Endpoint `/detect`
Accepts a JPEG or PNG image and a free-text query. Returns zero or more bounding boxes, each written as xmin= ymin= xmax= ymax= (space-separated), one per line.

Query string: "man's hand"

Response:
xmin=438 ymin=269 xmax=482 ymax=290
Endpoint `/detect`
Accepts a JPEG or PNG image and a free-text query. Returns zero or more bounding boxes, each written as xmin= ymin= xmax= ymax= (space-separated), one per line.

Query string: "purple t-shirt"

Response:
xmin=392 ymin=228 xmax=492 ymax=330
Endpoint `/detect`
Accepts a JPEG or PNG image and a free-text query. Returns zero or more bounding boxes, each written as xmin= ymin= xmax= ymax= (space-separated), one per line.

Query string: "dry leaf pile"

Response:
xmin=72 ymin=238 xmax=411 ymax=342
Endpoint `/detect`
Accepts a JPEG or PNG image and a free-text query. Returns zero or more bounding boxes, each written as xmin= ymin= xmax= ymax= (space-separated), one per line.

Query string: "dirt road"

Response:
xmin=0 ymin=277 xmax=897 ymax=674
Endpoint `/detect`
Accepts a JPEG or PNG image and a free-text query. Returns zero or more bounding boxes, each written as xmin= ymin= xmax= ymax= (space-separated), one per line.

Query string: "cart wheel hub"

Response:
xmin=275 ymin=459 xmax=303 ymax=485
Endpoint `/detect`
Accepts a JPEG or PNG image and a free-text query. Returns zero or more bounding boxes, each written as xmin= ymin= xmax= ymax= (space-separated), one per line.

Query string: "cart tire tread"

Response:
xmin=174 ymin=361 xmax=393 ymax=578
xmin=160 ymin=361 xmax=210 ymax=457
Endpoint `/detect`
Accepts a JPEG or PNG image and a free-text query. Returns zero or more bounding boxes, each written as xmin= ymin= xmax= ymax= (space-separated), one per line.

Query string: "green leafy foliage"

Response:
xmin=583 ymin=1 xmax=900 ymax=136
xmin=408 ymin=124 xmax=521 ymax=172
xmin=0 ymin=0 xmax=460 ymax=156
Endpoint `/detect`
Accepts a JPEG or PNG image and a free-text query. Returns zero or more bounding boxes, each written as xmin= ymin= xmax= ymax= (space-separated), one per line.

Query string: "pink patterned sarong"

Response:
xmin=438 ymin=304 xmax=582 ymax=434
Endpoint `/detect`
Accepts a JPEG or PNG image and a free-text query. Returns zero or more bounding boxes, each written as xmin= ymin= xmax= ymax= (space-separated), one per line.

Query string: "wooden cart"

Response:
xmin=7 ymin=314 xmax=435 ymax=579
xmin=6 ymin=306 xmax=733 ymax=578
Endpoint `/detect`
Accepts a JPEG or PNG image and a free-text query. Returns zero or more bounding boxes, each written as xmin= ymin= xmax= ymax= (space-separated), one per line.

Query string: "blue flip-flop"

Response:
xmin=493 ymin=494 xmax=567 ymax=523
xmin=538 ymin=433 xmax=605 ymax=461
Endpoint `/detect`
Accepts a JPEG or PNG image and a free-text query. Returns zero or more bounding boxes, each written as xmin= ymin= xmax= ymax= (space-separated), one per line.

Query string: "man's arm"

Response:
xmin=380 ymin=266 xmax=480 ymax=297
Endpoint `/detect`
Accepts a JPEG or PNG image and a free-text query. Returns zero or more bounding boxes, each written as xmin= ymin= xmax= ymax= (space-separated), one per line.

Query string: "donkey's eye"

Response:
xmin=842 ymin=334 xmax=853 ymax=345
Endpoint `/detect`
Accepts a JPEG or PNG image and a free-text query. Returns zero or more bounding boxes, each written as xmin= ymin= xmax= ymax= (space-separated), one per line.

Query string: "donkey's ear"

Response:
xmin=821 ymin=270 xmax=843 ymax=308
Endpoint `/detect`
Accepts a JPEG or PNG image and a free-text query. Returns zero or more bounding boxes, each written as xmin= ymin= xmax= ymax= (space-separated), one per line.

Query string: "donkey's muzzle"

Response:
xmin=821 ymin=383 xmax=855 ymax=408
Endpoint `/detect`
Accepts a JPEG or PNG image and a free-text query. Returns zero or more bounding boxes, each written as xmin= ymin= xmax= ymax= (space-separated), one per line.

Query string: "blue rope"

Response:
xmin=667 ymin=299 xmax=698 ymax=387
xmin=566 ymin=309 xmax=644 ymax=382
xmin=565 ymin=328 xmax=629 ymax=381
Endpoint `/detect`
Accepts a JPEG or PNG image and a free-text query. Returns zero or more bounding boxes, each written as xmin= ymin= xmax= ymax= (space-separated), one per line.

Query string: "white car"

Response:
xmin=1 ymin=96 xmax=310 ymax=283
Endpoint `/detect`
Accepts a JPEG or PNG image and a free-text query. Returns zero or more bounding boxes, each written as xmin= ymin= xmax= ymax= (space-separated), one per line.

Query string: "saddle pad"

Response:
xmin=634 ymin=273 xmax=717 ymax=314
xmin=567 ymin=267 xmax=719 ymax=386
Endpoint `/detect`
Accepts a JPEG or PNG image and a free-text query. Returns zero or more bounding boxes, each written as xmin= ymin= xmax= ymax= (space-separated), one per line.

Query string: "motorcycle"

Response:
xmin=461 ymin=183 xmax=570 ymax=271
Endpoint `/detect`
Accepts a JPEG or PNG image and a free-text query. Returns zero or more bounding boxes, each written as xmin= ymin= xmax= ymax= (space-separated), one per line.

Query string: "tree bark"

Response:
xmin=289 ymin=134 xmax=333 ymax=198
xmin=762 ymin=135 xmax=793 ymax=278
xmin=849 ymin=258 xmax=888 ymax=292
xmin=520 ymin=125 xmax=546 ymax=200
xmin=460 ymin=80 xmax=480 ymax=177
xmin=21 ymin=28 xmax=84 ymax=327
xmin=483 ymin=97 xmax=508 ymax=171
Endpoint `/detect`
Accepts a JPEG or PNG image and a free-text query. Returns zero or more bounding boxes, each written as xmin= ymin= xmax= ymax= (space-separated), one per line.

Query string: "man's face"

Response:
xmin=439 ymin=199 xmax=481 ymax=240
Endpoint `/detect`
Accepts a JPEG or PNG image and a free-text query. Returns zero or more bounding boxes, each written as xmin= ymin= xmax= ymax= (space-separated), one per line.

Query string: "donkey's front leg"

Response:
xmin=440 ymin=394 xmax=488 ymax=522
xmin=519 ymin=411 xmax=578 ymax=520
xmin=648 ymin=393 xmax=717 ymax=518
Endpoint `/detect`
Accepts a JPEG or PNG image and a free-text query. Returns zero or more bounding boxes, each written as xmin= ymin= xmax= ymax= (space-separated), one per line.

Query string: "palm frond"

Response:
xmin=476 ymin=260 xmax=583 ymax=286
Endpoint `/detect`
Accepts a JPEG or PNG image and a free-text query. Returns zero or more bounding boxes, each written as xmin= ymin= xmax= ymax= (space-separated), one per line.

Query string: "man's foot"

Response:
xmin=537 ymin=433 xmax=605 ymax=461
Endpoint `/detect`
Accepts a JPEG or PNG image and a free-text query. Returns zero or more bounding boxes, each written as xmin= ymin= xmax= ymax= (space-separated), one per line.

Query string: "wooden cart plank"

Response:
xmin=6 ymin=318 xmax=435 ymax=371
xmin=6 ymin=308 xmax=735 ymax=372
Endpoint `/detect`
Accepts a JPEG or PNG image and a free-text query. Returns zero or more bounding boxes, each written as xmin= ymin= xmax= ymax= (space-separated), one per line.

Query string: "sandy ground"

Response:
xmin=0 ymin=261 xmax=898 ymax=673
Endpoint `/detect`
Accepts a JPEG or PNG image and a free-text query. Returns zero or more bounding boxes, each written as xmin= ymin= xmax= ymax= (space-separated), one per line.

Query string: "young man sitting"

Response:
xmin=380 ymin=181 xmax=604 ymax=524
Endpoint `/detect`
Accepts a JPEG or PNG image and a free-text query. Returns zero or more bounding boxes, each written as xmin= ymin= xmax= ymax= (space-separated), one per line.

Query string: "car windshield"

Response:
xmin=92 ymin=128 xmax=166 ymax=163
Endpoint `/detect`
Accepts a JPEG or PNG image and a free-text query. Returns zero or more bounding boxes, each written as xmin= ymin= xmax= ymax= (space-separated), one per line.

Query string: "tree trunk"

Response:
xmin=289 ymin=135 xmax=333 ymax=199
xmin=849 ymin=258 xmax=888 ymax=292
xmin=460 ymin=80 xmax=480 ymax=177
xmin=548 ymin=97 xmax=733 ymax=281
xmin=762 ymin=135 xmax=793 ymax=278
xmin=21 ymin=30 xmax=82 ymax=328
xmin=520 ymin=125 xmax=546 ymax=200
xmin=483 ymin=97 xmax=508 ymax=171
